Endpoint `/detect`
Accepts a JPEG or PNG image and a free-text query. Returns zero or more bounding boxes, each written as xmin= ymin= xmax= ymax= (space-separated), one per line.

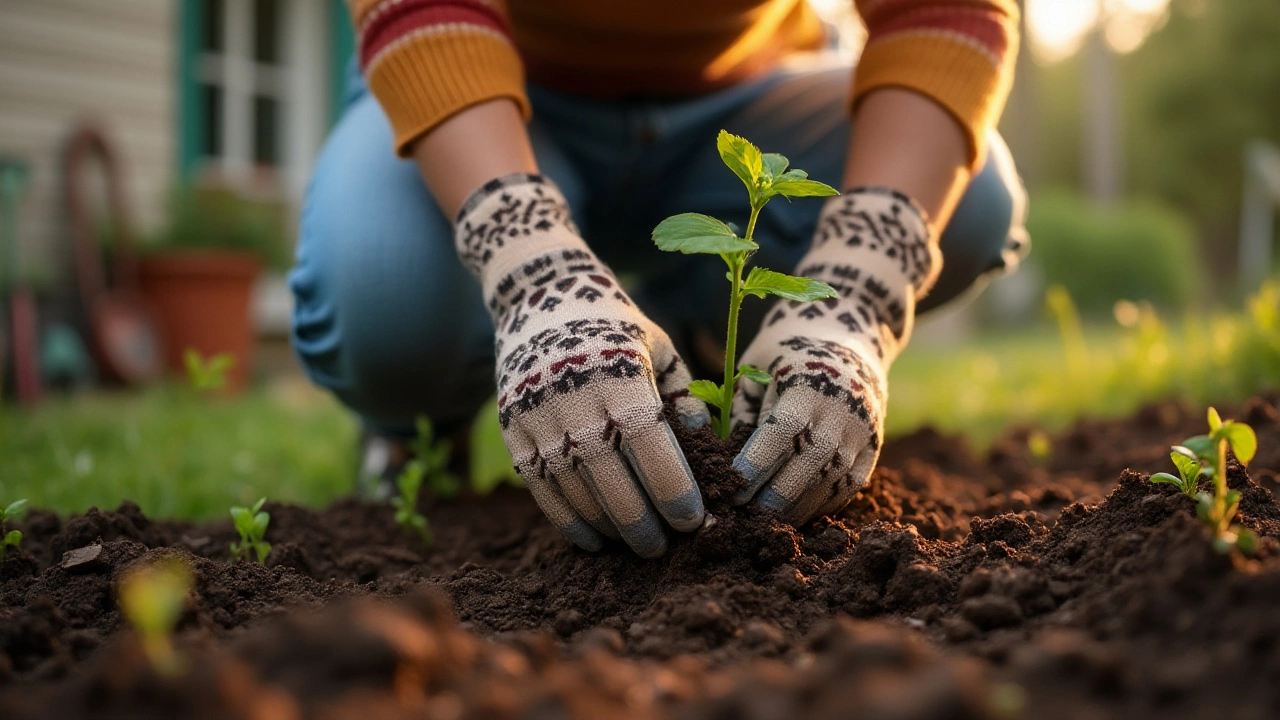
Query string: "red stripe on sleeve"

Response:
xmin=359 ymin=0 xmax=512 ymax=68
xmin=863 ymin=4 xmax=1011 ymax=58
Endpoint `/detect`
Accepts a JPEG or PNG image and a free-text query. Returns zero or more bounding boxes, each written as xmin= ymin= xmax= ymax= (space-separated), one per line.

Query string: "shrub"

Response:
xmin=146 ymin=186 xmax=290 ymax=270
xmin=1025 ymin=190 xmax=1200 ymax=314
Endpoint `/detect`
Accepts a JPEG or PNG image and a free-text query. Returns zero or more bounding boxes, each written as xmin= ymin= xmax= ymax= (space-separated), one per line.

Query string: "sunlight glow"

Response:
xmin=1027 ymin=0 xmax=1172 ymax=63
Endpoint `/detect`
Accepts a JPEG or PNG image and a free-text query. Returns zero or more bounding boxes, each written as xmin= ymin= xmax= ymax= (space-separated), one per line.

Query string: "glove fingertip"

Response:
xmin=679 ymin=410 xmax=711 ymax=430
xmin=756 ymin=486 xmax=793 ymax=516
xmin=562 ymin=518 xmax=606 ymax=553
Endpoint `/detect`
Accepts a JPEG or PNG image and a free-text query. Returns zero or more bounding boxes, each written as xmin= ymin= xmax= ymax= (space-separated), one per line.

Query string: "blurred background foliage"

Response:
xmin=1024 ymin=189 xmax=1199 ymax=313
xmin=1012 ymin=0 xmax=1280 ymax=304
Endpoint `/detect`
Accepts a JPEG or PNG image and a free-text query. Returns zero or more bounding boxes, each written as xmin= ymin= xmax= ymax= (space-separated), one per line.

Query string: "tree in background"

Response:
xmin=1010 ymin=0 xmax=1280 ymax=285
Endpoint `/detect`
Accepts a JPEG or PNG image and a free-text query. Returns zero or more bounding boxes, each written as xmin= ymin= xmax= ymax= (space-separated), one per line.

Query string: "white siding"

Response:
xmin=0 ymin=0 xmax=175 ymax=276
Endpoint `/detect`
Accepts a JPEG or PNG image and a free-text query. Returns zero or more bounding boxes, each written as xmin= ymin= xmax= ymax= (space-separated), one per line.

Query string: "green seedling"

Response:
xmin=1026 ymin=429 xmax=1052 ymax=464
xmin=652 ymin=130 xmax=839 ymax=438
xmin=392 ymin=416 xmax=456 ymax=544
xmin=1150 ymin=407 xmax=1259 ymax=554
xmin=118 ymin=557 xmax=194 ymax=676
xmin=184 ymin=348 xmax=235 ymax=392
xmin=229 ymin=497 xmax=271 ymax=563
xmin=393 ymin=462 xmax=433 ymax=545
xmin=409 ymin=416 xmax=460 ymax=499
xmin=0 ymin=499 xmax=28 ymax=561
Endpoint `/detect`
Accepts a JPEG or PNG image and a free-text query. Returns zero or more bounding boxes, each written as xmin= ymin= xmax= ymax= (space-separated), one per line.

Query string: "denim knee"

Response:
xmin=289 ymin=95 xmax=495 ymax=435
xmin=922 ymin=131 xmax=1030 ymax=313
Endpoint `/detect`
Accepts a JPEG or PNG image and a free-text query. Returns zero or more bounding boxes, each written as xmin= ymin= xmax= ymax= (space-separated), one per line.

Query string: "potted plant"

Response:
xmin=138 ymin=187 xmax=288 ymax=392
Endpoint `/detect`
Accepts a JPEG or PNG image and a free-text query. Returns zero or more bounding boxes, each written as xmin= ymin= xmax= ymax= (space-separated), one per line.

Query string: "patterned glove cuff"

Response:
xmin=787 ymin=187 xmax=942 ymax=364
xmin=454 ymin=172 xmax=551 ymax=227
xmin=454 ymin=172 xmax=606 ymax=319
xmin=805 ymin=187 xmax=940 ymax=298
xmin=455 ymin=170 xmax=591 ymax=276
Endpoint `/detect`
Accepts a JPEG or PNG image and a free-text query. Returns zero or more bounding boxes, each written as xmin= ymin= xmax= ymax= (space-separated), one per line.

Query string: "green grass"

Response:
xmin=0 ymin=382 xmax=356 ymax=520
xmin=4 ymin=283 xmax=1278 ymax=520
xmin=889 ymin=283 xmax=1280 ymax=446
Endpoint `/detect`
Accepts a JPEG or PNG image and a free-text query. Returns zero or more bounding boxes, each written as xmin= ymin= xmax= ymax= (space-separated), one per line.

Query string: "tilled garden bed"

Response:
xmin=4 ymin=395 xmax=1280 ymax=719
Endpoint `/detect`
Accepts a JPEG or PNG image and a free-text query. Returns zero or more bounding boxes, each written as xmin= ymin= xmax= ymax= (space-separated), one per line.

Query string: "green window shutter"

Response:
xmin=177 ymin=0 xmax=204 ymax=179
xmin=328 ymin=0 xmax=355 ymax=124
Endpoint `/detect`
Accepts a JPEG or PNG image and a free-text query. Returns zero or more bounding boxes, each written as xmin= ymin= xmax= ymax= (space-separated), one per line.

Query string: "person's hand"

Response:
xmin=730 ymin=188 xmax=941 ymax=524
xmin=455 ymin=173 xmax=710 ymax=557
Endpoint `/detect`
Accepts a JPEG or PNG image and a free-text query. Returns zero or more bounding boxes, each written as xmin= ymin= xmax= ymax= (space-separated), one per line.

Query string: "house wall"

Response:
xmin=0 ymin=0 xmax=176 ymax=279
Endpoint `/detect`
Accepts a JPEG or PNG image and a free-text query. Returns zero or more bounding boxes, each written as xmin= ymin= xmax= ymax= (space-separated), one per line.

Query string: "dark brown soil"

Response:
xmin=5 ymin=394 xmax=1280 ymax=719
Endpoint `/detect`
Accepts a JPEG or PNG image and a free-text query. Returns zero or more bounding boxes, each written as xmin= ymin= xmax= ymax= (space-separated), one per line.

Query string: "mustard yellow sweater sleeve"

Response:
xmin=852 ymin=0 xmax=1021 ymax=169
xmin=347 ymin=0 xmax=530 ymax=156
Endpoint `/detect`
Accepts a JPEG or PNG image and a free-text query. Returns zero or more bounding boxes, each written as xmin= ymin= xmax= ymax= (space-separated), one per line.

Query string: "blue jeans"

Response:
xmin=290 ymin=57 xmax=1028 ymax=435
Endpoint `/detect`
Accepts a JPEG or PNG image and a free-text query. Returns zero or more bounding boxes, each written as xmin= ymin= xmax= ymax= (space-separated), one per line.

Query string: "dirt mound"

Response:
xmin=3 ymin=394 xmax=1280 ymax=718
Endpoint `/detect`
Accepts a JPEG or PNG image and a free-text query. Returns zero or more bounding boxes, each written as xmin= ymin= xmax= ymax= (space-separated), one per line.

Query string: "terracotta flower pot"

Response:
xmin=139 ymin=250 xmax=260 ymax=391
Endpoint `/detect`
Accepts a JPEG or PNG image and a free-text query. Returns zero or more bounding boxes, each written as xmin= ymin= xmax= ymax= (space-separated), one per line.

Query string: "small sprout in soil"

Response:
xmin=1026 ymin=429 xmax=1052 ymax=463
xmin=0 ymin=499 xmax=28 ymax=561
xmin=229 ymin=497 xmax=271 ymax=563
xmin=410 ymin=415 xmax=460 ymax=499
xmin=1150 ymin=407 xmax=1259 ymax=554
xmin=652 ymin=130 xmax=839 ymax=438
xmin=392 ymin=416 xmax=456 ymax=544
xmin=393 ymin=462 xmax=433 ymax=545
xmin=184 ymin=348 xmax=235 ymax=392
xmin=118 ymin=557 xmax=194 ymax=676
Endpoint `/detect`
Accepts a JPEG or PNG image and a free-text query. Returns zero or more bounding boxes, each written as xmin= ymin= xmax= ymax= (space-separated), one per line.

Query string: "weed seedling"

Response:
xmin=118 ymin=557 xmax=194 ymax=676
xmin=1150 ymin=407 xmax=1258 ymax=553
xmin=0 ymin=499 xmax=28 ymax=561
xmin=391 ymin=416 xmax=456 ymax=544
xmin=410 ymin=416 xmax=459 ymax=499
xmin=393 ymin=462 xmax=433 ymax=544
xmin=652 ymin=130 xmax=839 ymax=437
xmin=183 ymin=348 xmax=235 ymax=392
xmin=229 ymin=497 xmax=271 ymax=563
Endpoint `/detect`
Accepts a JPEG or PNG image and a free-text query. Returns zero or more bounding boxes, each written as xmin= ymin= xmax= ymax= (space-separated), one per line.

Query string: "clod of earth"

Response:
xmin=2 ymin=395 xmax=1280 ymax=719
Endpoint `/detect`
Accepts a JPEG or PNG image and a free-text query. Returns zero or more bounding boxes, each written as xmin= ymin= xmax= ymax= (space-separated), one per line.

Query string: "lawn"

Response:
xmin=4 ymin=283 xmax=1278 ymax=520
xmin=0 ymin=381 xmax=355 ymax=520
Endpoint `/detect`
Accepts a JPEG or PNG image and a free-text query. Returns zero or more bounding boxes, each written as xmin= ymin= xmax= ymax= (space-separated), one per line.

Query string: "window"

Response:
xmin=195 ymin=0 xmax=285 ymax=176
xmin=180 ymin=0 xmax=336 ymax=198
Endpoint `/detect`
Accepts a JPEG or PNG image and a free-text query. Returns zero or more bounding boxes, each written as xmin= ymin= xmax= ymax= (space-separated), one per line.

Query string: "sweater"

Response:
xmin=348 ymin=0 xmax=1019 ymax=168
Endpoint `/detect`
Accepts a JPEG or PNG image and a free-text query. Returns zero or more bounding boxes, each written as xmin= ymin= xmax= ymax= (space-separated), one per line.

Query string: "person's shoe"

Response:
xmin=354 ymin=429 xmax=411 ymax=502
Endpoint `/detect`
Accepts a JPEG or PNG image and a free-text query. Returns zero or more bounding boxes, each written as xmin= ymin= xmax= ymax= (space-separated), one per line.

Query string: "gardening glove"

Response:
xmin=730 ymin=188 xmax=941 ymax=524
xmin=455 ymin=173 xmax=710 ymax=558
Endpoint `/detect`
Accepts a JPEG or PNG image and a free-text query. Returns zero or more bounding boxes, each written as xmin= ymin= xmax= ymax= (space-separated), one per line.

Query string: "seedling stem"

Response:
xmin=1150 ymin=407 xmax=1258 ymax=553
xmin=652 ymin=131 xmax=840 ymax=438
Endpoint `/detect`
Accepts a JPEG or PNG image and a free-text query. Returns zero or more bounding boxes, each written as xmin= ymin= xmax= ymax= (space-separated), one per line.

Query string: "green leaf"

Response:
xmin=739 ymin=365 xmax=772 ymax=385
xmin=1234 ymin=527 xmax=1258 ymax=554
xmin=742 ymin=268 xmax=838 ymax=301
xmin=4 ymin=530 xmax=21 ymax=546
xmin=1207 ymin=406 xmax=1223 ymax=432
xmin=761 ymin=153 xmax=789 ymax=180
xmin=229 ymin=506 xmax=251 ymax=531
xmin=767 ymin=177 xmax=840 ymax=200
xmin=717 ymin=130 xmax=763 ymax=193
xmin=253 ymin=512 xmax=270 ymax=538
xmin=688 ymin=379 xmax=723 ymax=405
xmin=254 ymin=541 xmax=271 ymax=563
xmin=1149 ymin=472 xmax=1185 ymax=487
xmin=1225 ymin=487 xmax=1241 ymax=502
xmin=1170 ymin=451 xmax=1201 ymax=486
xmin=1219 ymin=421 xmax=1257 ymax=465
xmin=4 ymin=499 xmax=28 ymax=519
xmin=1181 ymin=435 xmax=1217 ymax=462
xmin=1195 ymin=492 xmax=1214 ymax=522
xmin=653 ymin=213 xmax=757 ymax=255
xmin=251 ymin=497 xmax=266 ymax=514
